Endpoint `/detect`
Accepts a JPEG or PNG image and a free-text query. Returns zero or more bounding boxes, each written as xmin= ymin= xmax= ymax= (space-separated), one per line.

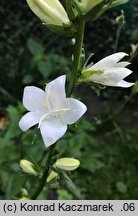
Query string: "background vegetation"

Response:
xmin=0 ymin=0 xmax=138 ymax=199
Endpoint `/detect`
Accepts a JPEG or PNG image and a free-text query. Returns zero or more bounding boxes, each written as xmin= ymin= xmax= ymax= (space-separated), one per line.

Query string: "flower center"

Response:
xmin=38 ymin=108 xmax=70 ymax=128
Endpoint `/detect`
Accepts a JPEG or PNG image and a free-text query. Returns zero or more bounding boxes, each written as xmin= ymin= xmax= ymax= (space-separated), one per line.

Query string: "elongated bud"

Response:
xmin=70 ymin=0 xmax=129 ymax=21
xmin=46 ymin=171 xmax=58 ymax=182
xmin=19 ymin=188 xmax=30 ymax=200
xmin=19 ymin=197 xmax=30 ymax=200
xmin=71 ymin=0 xmax=102 ymax=15
xmin=116 ymin=10 xmax=125 ymax=26
xmin=20 ymin=159 xmax=38 ymax=176
xmin=26 ymin=0 xmax=71 ymax=27
xmin=55 ymin=158 xmax=80 ymax=171
xmin=21 ymin=188 xmax=28 ymax=197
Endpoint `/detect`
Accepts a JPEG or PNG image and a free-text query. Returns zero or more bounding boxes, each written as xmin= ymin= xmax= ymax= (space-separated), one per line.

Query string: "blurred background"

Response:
xmin=0 ymin=0 xmax=138 ymax=199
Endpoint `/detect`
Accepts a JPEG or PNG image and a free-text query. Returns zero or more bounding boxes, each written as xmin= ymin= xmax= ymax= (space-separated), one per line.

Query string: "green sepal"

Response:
xmin=85 ymin=0 xmax=129 ymax=21
xmin=108 ymin=0 xmax=129 ymax=8
xmin=80 ymin=70 xmax=103 ymax=79
xmin=66 ymin=0 xmax=77 ymax=21
xmin=46 ymin=22 xmax=76 ymax=36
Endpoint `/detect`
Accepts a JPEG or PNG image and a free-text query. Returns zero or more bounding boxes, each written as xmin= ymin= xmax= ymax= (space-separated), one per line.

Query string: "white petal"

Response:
xmin=105 ymin=68 xmax=132 ymax=82
xmin=115 ymin=80 xmax=134 ymax=88
xmin=89 ymin=68 xmax=133 ymax=86
xmin=116 ymin=61 xmax=131 ymax=68
xmin=40 ymin=115 xmax=67 ymax=147
xmin=60 ymin=98 xmax=87 ymax=125
xmin=19 ymin=111 xmax=44 ymax=131
xmin=90 ymin=52 xmax=128 ymax=70
xmin=23 ymin=86 xmax=46 ymax=111
xmin=45 ymin=75 xmax=66 ymax=109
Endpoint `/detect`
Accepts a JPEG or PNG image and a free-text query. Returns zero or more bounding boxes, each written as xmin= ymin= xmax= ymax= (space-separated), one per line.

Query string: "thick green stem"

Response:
xmin=68 ymin=18 xmax=85 ymax=96
xmin=31 ymin=145 xmax=55 ymax=200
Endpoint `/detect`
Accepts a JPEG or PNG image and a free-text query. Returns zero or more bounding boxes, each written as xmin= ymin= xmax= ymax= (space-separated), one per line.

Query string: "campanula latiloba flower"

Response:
xmin=19 ymin=75 xmax=87 ymax=147
xmin=80 ymin=52 xmax=134 ymax=88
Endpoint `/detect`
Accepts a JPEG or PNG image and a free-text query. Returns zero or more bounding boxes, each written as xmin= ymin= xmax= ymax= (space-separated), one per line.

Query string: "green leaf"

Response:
xmin=60 ymin=171 xmax=81 ymax=199
xmin=5 ymin=173 xmax=25 ymax=199
xmin=57 ymin=189 xmax=73 ymax=200
xmin=38 ymin=61 xmax=52 ymax=78
xmin=85 ymin=0 xmax=129 ymax=21
xmin=132 ymin=81 xmax=138 ymax=95
xmin=27 ymin=38 xmax=44 ymax=56
xmin=22 ymin=74 xmax=34 ymax=84
xmin=2 ymin=106 xmax=21 ymax=147
xmin=81 ymin=152 xmax=104 ymax=173
xmin=109 ymin=0 xmax=129 ymax=8
xmin=116 ymin=181 xmax=127 ymax=194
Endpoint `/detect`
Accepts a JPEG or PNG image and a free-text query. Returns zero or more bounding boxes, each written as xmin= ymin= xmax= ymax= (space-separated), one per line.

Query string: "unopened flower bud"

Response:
xmin=55 ymin=158 xmax=80 ymax=171
xmin=46 ymin=171 xmax=58 ymax=183
xmin=20 ymin=159 xmax=38 ymax=176
xmin=71 ymin=0 xmax=129 ymax=21
xmin=116 ymin=10 xmax=125 ymax=26
xmin=21 ymin=188 xmax=28 ymax=197
xmin=19 ymin=197 xmax=30 ymax=200
xmin=26 ymin=0 xmax=71 ymax=27
xmin=70 ymin=0 xmax=103 ymax=15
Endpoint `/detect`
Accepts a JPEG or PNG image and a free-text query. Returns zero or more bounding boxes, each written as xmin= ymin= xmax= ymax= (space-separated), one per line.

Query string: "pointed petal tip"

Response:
xmin=40 ymin=118 xmax=67 ymax=148
xmin=116 ymin=80 xmax=134 ymax=88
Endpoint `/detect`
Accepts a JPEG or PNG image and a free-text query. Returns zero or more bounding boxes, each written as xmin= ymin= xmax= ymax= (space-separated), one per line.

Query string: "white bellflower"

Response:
xmin=19 ymin=75 xmax=87 ymax=147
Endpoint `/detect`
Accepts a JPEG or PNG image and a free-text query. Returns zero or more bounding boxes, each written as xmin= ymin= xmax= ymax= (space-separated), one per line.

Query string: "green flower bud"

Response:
xmin=46 ymin=171 xmax=58 ymax=182
xmin=55 ymin=158 xmax=80 ymax=171
xmin=19 ymin=197 xmax=30 ymax=200
xmin=116 ymin=10 xmax=125 ymax=26
xmin=71 ymin=0 xmax=103 ymax=15
xmin=26 ymin=0 xmax=71 ymax=27
xmin=70 ymin=0 xmax=129 ymax=21
xmin=20 ymin=159 xmax=38 ymax=176
xmin=21 ymin=188 xmax=28 ymax=197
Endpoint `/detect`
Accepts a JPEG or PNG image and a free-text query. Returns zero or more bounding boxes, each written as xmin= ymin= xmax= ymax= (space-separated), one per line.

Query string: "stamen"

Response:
xmin=38 ymin=108 xmax=70 ymax=128
xmin=38 ymin=113 xmax=50 ymax=128
xmin=52 ymin=108 xmax=70 ymax=115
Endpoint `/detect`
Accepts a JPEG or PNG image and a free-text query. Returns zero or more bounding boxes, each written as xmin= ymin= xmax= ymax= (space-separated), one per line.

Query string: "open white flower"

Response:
xmin=19 ymin=75 xmax=87 ymax=147
xmin=80 ymin=52 xmax=134 ymax=88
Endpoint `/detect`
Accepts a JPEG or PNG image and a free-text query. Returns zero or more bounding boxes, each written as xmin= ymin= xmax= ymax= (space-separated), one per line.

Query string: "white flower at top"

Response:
xmin=19 ymin=75 xmax=87 ymax=147
xmin=80 ymin=52 xmax=134 ymax=88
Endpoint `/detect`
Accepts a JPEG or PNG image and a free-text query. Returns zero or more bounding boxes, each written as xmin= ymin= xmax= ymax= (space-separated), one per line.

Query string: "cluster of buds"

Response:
xmin=26 ymin=0 xmax=72 ymax=34
xmin=20 ymin=158 xmax=80 ymax=183
xmin=26 ymin=0 xmax=129 ymax=34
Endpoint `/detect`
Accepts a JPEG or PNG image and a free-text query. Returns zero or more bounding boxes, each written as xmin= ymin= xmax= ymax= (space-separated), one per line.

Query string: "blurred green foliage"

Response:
xmin=0 ymin=0 xmax=138 ymax=199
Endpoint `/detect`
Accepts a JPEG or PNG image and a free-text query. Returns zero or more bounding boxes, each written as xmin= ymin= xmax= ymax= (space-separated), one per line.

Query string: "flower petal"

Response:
xmin=19 ymin=111 xmax=44 ymax=131
xmin=89 ymin=68 xmax=133 ymax=86
xmin=40 ymin=115 xmax=67 ymax=147
xmin=60 ymin=98 xmax=87 ymax=125
xmin=45 ymin=75 xmax=66 ymax=109
xmin=23 ymin=86 xmax=46 ymax=111
xmin=90 ymin=52 xmax=128 ymax=70
xmin=115 ymin=80 xmax=134 ymax=88
xmin=116 ymin=61 xmax=131 ymax=68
